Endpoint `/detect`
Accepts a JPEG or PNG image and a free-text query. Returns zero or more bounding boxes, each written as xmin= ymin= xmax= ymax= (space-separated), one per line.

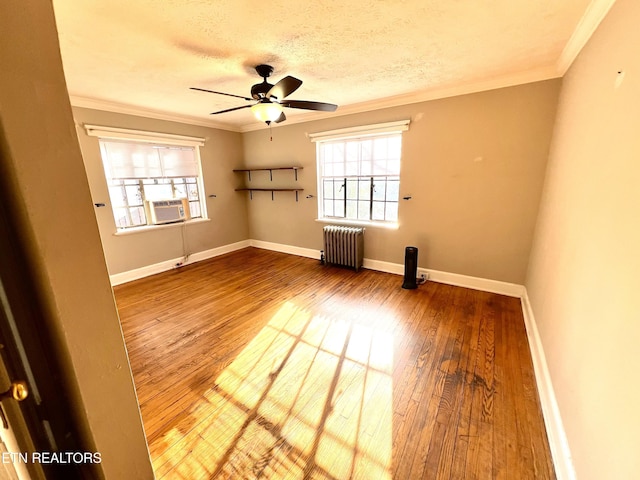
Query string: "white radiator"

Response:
xmin=323 ymin=226 xmax=365 ymax=271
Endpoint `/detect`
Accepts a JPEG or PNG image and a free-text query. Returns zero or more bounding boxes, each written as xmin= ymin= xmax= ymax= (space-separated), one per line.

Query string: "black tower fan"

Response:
xmin=402 ymin=246 xmax=418 ymax=289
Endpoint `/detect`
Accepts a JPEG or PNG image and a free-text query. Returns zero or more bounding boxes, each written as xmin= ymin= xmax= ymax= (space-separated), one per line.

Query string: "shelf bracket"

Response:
xmin=269 ymin=169 xmax=273 ymax=181
xmin=294 ymin=169 xmax=298 ymax=181
xmin=249 ymin=190 xmax=253 ymax=200
xmin=295 ymin=191 xmax=299 ymax=202
xmin=271 ymin=190 xmax=274 ymax=201
xmin=248 ymin=171 xmax=252 ymax=182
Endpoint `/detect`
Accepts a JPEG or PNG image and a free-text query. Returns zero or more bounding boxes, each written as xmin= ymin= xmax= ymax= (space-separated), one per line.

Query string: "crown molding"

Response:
xmin=239 ymin=65 xmax=561 ymax=132
xmin=556 ymin=0 xmax=618 ymax=75
xmin=69 ymin=95 xmax=241 ymax=132
xmin=71 ymin=64 xmax=561 ymax=135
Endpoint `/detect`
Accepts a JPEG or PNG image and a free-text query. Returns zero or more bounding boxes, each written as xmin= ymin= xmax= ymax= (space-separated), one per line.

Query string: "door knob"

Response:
xmin=0 ymin=381 xmax=29 ymax=428
xmin=0 ymin=381 xmax=29 ymax=402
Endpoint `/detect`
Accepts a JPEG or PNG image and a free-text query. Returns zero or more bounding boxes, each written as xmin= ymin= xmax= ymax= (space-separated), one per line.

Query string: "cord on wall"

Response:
xmin=175 ymin=220 xmax=190 ymax=268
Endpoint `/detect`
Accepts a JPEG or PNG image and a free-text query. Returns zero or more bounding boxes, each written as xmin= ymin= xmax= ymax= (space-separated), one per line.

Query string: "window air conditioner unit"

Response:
xmin=145 ymin=198 xmax=190 ymax=225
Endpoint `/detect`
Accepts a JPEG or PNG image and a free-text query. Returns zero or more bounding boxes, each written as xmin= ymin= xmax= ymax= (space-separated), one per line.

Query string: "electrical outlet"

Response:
xmin=419 ymin=271 xmax=429 ymax=281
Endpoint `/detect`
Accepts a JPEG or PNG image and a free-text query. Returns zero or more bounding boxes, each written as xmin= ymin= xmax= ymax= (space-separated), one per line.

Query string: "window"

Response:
xmin=312 ymin=121 xmax=409 ymax=226
xmin=86 ymin=125 xmax=207 ymax=230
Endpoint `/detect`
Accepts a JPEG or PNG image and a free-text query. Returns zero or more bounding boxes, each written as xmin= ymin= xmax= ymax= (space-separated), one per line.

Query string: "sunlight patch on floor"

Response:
xmin=153 ymin=301 xmax=395 ymax=479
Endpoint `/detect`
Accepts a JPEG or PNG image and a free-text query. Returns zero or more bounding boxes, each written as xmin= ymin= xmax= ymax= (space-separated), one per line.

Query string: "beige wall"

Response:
xmin=243 ymin=80 xmax=560 ymax=284
xmin=0 ymin=1 xmax=153 ymax=479
xmin=73 ymin=108 xmax=248 ymax=275
xmin=526 ymin=0 xmax=640 ymax=478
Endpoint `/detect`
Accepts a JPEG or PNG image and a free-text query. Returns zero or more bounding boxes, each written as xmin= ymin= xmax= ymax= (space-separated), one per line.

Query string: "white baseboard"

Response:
xmin=362 ymin=257 xmax=405 ymax=275
xmin=109 ymin=240 xmax=250 ymax=286
xmin=363 ymin=258 xmax=523 ymax=297
xmin=521 ymin=290 xmax=575 ymax=480
xmin=425 ymin=268 xmax=525 ymax=297
xmin=249 ymin=239 xmax=320 ymax=260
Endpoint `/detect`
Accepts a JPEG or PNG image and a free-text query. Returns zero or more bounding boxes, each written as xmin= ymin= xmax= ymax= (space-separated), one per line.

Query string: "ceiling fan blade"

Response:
xmin=210 ymin=105 xmax=252 ymax=115
xmin=267 ymin=76 xmax=302 ymax=101
xmin=191 ymin=87 xmax=252 ymax=101
xmin=274 ymin=112 xmax=286 ymax=124
xmin=282 ymin=100 xmax=338 ymax=112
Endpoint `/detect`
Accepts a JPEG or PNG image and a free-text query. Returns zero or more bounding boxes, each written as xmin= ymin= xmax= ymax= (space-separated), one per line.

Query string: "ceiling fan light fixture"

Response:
xmin=251 ymin=102 xmax=283 ymax=123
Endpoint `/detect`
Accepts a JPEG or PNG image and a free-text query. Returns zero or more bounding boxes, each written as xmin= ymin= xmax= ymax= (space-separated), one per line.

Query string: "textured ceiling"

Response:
xmin=52 ymin=0 xmax=595 ymax=131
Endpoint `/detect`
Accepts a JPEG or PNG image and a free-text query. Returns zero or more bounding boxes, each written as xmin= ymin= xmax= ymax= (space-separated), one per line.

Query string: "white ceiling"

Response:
xmin=52 ymin=0 xmax=611 ymax=132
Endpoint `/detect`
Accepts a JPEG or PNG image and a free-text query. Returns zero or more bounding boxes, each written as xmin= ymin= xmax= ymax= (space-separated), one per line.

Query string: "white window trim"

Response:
xmin=312 ymin=120 xmax=409 ymax=228
xmin=308 ymin=119 xmax=410 ymax=142
xmin=84 ymin=124 xmax=205 ymax=147
xmin=113 ymin=217 xmax=210 ymax=236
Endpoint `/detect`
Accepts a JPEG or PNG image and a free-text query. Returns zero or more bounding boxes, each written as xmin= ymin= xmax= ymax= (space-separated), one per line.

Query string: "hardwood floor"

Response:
xmin=114 ymin=247 xmax=555 ymax=479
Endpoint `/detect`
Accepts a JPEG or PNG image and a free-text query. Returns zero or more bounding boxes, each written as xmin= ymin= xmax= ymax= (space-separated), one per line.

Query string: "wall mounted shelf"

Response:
xmin=233 ymin=166 xmax=303 ymax=181
xmin=235 ymin=188 xmax=304 ymax=201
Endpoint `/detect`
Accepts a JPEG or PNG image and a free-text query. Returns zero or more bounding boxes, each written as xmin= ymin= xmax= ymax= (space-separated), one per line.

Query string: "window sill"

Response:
xmin=113 ymin=218 xmax=210 ymax=236
xmin=315 ymin=218 xmax=399 ymax=230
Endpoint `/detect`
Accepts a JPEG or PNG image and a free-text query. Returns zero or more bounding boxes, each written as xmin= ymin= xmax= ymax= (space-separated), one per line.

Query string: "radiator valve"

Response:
xmin=320 ymin=250 xmax=325 ymax=264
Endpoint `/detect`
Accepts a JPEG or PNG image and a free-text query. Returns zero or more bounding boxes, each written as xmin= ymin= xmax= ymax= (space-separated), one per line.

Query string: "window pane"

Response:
xmin=372 ymin=201 xmax=385 ymax=220
xmin=113 ymin=208 xmax=129 ymax=228
xmin=385 ymin=202 xmax=398 ymax=222
xmin=323 ymin=180 xmax=334 ymax=199
xmin=346 ymin=200 xmax=357 ymax=219
xmin=357 ymin=201 xmax=370 ymax=220
xmin=388 ymin=159 xmax=401 ymax=175
xmin=322 ymin=145 xmax=332 ymax=163
xmin=361 ymin=140 xmax=372 ymax=161
xmin=346 ymin=179 xmax=358 ymax=200
xmin=187 ymin=183 xmax=199 ymax=200
xmin=109 ymin=186 xmax=126 ymax=207
xmin=334 ymin=199 xmax=345 ymax=217
xmin=386 ymin=179 xmax=400 ymax=201
xmin=361 ymin=159 xmax=372 ymax=176
xmin=346 ymin=161 xmax=358 ymax=176
xmin=129 ymin=207 xmax=146 ymax=225
xmin=373 ymin=159 xmax=388 ymax=175
xmin=346 ymin=142 xmax=358 ymax=162
xmin=125 ymin=185 xmax=143 ymax=206
xmin=332 ymin=143 xmax=344 ymax=161
xmin=144 ymin=183 xmax=172 ymax=200
xmin=159 ymin=148 xmax=198 ymax=177
xmin=388 ymin=135 xmax=402 ymax=153
xmin=324 ymin=162 xmax=334 ymax=177
xmin=174 ymin=184 xmax=187 ymax=198
xmin=358 ymin=178 xmax=370 ymax=200
xmin=373 ymin=137 xmax=388 ymax=160
xmin=324 ymin=199 xmax=334 ymax=217
xmin=189 ymin=201 xmax=201 ymax=218
xmin=372 ymin=180 xmax=385 ymax=201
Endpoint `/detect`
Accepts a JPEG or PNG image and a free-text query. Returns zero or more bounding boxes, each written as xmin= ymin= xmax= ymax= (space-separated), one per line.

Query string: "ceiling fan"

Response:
xmin=191 ymin=64 xmax=338 ymax=124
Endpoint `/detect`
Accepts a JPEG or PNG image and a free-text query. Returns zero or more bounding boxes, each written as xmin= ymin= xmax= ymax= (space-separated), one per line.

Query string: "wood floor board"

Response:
xmin=114 ymin=247 xmax=555 ymax=479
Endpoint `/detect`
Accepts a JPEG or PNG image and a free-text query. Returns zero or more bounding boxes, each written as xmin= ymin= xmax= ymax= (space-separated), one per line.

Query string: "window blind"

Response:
xmin=100 ymin=140 xmax=199 ymax=179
